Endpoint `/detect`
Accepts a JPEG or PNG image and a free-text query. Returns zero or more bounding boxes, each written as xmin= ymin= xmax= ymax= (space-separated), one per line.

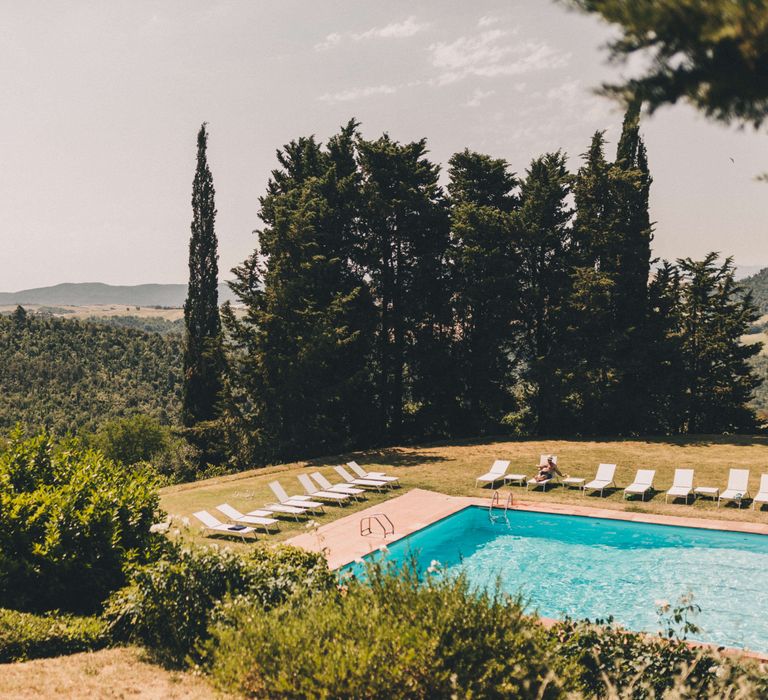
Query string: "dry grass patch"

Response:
xmin=0 ymin=647 xmax=232 ymax=699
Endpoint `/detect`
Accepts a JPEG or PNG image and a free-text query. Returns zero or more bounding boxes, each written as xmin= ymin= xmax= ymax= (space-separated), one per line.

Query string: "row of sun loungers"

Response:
xmin=477 ymin=456 xmax=768 ymax=508
xmin=192 ymin=462 xmax=399 ymax=541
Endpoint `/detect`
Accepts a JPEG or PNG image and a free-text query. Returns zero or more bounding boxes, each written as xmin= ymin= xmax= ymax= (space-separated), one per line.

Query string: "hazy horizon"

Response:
xmin=3 ymin=0 xmax=768 ymax=291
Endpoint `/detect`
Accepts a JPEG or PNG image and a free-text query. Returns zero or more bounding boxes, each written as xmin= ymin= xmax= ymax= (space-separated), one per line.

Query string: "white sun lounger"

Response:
xmin=310 ymin=472 xmax=366 ymax=499
xmin=666 ymin=469 xmax=695 ymax=504
xmin=475 ymin=460 xmax=510 ymax=488
xmin=298 ymin=474 xmax=352 ymax=503
xmin=718 ymin=469 xmax=751 ymax=508
xmin=266 ymin=481 xmax=322 ymax=518
xmin=215 ymin=503 xmax=280 ymax=533
xmin=269 ymin=481 xmax=323 ymax=510
xmin=623 ymin=469 xmax=655 ymax=500
xmin=347 ymin=461 xmax=400 ymax=484
xmin=193 ymin=510 xmax=256 ymax=542
xmin=753 ymin=474 xmax=768 ymax=509
xmin=261 ymin=502 xmax=312 ymax=520
xmin=334 ymin=465 xmax=389 ymax=491
xmin=583 ymin=463 xmax=617 ymax=497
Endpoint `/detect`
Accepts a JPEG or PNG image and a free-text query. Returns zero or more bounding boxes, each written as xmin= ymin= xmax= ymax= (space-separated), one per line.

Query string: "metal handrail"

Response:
xmin=360 ymin=512 xmax=394 ymax=537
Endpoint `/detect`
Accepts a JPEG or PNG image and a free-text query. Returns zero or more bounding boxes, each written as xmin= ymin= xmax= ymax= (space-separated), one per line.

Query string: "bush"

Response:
xmin=91 ymin=414 xmax=168 ymax=466
xmin=205 ymin=562 xmax=562 ymax=699
xmin=548 ymin=617 xmax=768 ymax=699
xmin=0 ymin=608 xmax=108 ymax=662
xmin=204 ymin=561 xmax=768 ymax=699
xmin=0 ymin=430 xmax=165 ymax=613
xmin=104 ymin=544 xmax=333 ymax=666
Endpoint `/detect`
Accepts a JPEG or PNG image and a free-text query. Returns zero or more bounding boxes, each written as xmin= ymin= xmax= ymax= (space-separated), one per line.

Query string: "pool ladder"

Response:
xmin=490 ymin=490 xmax=513 ymax=513
xmin=360 ymin=513 xmax=395 ymax=538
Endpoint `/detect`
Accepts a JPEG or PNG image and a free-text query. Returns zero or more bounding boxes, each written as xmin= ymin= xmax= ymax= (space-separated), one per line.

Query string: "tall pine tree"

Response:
xmin=674 ymin=254 xmax=761 ymax=433
xmin=357 ymin=134 xmax=452 ymax=440
xmin=223 ymin=123 xmax=377 ymax=464
xmin=183 ymin=123 xmax=223 ymax=441
xmin=515 ymin=152 xmax=572 ymax=434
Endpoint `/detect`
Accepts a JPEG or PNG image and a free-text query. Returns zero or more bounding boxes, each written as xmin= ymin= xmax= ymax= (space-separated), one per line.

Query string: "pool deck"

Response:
xmin=286 ymin=487 xmax=768 ymax=570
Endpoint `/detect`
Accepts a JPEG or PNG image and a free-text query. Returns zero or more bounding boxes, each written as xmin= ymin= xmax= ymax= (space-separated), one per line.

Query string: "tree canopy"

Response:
xmin=566 ymin=0 xmax=768 ymax=128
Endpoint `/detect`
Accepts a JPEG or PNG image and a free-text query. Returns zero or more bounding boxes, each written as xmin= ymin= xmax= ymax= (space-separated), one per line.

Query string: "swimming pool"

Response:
xmin=344 ymin=506 xmax=768 ymax=653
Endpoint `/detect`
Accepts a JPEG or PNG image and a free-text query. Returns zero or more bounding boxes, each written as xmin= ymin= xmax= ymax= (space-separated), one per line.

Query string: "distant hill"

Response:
xmin=741 ymin=268 xmax=768 ymax=314
xmin=0 ymin=282 xmax=236 ymax=307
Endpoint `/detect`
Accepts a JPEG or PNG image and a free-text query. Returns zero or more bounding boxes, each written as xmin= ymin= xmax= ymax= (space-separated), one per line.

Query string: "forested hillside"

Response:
xmin=741 ymin=267 xmax=768 ymax=314
xmin=0 ymin=309 xmax=182 ymax=434
xmin=84 ymin=315 xmax=185 ymax=335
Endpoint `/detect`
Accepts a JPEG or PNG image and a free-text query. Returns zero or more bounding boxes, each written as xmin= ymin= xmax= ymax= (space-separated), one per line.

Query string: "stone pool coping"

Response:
xmin=286 ymin=488 xmax=768 ymax=661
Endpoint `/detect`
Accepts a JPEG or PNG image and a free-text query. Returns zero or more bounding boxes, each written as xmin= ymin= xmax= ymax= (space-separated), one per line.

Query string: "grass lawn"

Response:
xmin=160 ymin=434 xmax=768 ymax=551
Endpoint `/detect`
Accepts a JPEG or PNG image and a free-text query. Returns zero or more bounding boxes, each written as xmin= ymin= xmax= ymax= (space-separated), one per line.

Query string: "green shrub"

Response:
xmin=204 ymin=561 xmax=768 ymax=699
xmin=0 ymin=430 xmax=166 ymax=614
xmin=548 ymin=617 xmax=768 ymax=699
xmin=205 ymin=562 xmax=562 ymax=700
xmin=104 ymin=544 xmax=333 ymax=666
xmin=91 ymin=414 xmax=169 ymax=466
xmin=0 ymin=608 xmax=108 ymax=662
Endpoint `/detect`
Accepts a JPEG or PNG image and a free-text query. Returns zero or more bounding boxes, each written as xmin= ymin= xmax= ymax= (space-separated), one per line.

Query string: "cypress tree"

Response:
xmin=182 ymin=123 xmax=223 ymax=434
xmin=448 ymin=150 xmax=520 ymax=433
xmin=566 ymin=132 xmax=618 ymax=432
xmin=610 ymin=101 xmax=654 ymax=432
xmin=564 ymin=104 xmax=655 ymax=434
xmin=515 ymin=152 xmax=572 ymax=434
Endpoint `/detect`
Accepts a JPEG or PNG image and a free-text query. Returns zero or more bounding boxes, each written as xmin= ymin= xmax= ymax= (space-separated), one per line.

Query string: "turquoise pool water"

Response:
xmin=345 ymin=506 xmax=768 ymax=653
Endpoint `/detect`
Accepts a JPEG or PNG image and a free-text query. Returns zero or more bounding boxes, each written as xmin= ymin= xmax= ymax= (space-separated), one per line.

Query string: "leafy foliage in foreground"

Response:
xmin=0 ymin=311 xmax=182 ymax=434
xmin=206 ymin=564 xmax=557 ymax=699
xmin=203 ymin=563 xmax=767 ymax=699
xmin=567 ymin=0 xmax=768 ymax=129
xmin=0 ymin=608 xmax=108 ymax=662
xmin=0 ymin=431 xmax=165 ymax=613
xmin=105 ymin=544 xmax=333 ymax=666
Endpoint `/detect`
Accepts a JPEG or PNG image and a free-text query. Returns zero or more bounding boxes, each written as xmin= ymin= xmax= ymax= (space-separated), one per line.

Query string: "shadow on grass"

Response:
xmin=310 ymin=447 xmax=449 ymax=470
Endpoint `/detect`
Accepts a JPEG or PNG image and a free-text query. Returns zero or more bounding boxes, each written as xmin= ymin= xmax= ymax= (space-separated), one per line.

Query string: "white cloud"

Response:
xmin=318 ymin=84 xmax=399 ymax=103
xmin=353 ymin=16 xmax=429 ymax=41
xmin=544 ymin=78 xmax=616 ymax=123
xmin=477 ymin=15 xmax=501 ymax=28
xmin=315 ymin=32 xmax=342 ymax=51
xmin=315 ymin=16 xmax=429 ymax=51
xmin=465 ymin=88 xmax=496 ymax=107
xmin=429 ymin=29 xmax=570 ymax=85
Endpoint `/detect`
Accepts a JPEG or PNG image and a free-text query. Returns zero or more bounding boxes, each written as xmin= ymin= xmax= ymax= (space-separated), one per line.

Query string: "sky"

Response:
xmin=2 ymin=0 xmax=767 ymax=292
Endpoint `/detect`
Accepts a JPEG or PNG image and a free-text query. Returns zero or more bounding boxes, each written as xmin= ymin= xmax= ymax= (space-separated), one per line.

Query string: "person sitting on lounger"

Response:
xmin=534 ymin=457 xmax=563 ymax=483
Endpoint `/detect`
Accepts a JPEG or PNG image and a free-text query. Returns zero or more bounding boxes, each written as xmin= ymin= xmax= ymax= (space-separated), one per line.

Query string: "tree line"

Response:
xmin=180 ymin=107 xmax=761 ymax=467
